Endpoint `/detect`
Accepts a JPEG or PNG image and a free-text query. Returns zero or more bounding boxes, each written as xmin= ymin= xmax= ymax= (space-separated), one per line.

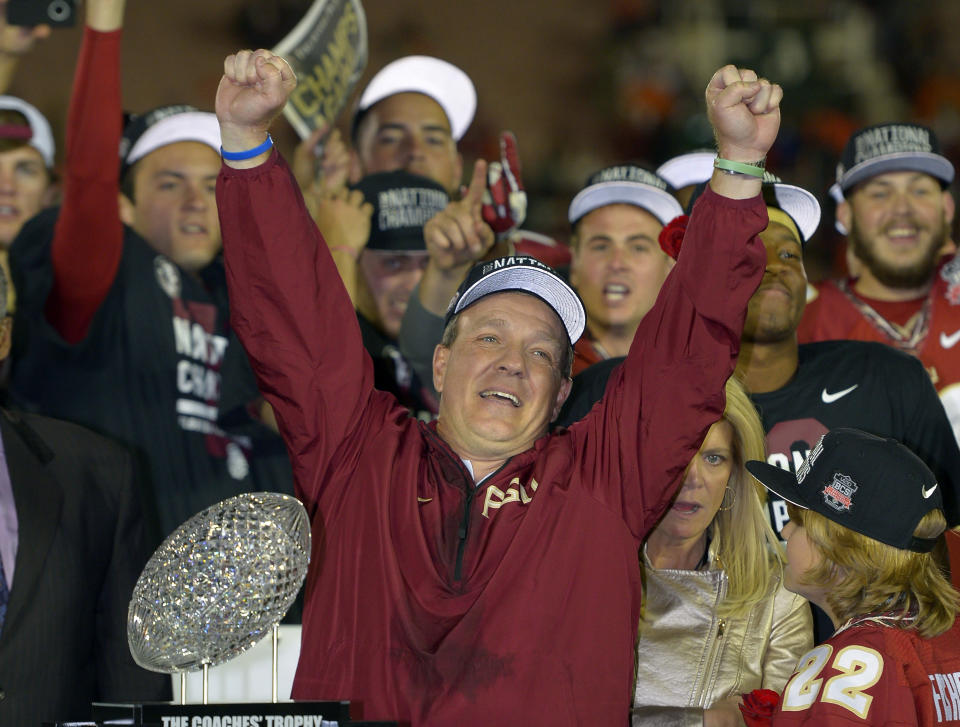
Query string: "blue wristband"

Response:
xmin=221 ymin=135 xmax=273 ymax=161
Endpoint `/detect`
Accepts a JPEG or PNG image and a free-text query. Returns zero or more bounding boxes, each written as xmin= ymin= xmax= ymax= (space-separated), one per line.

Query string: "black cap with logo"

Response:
xmin=746 ymin=428 xmax=943 ymax=553
xmin=352 ymin=170 xmax=449 ymax=252
xmin=835 ymin=122 xmax=954 ymax=194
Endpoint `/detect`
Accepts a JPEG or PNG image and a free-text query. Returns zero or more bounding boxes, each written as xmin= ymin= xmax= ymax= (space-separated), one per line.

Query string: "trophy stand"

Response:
xmin=92 ymin=492 xmax=384 ymax=725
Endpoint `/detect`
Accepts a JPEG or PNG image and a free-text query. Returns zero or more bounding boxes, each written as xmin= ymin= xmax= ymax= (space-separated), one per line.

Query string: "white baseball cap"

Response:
xmin=568 ymin=165 xmax=683 ymax=226
xmin=0 ymin=95 xmax=55 ymax=168
xmin=120 ymin=105 xmax=221 ymax=176
xmin=655 ymin=149 xmax=716 ymax=190
xmin=353 ymin=56 xmax=476 ymax=141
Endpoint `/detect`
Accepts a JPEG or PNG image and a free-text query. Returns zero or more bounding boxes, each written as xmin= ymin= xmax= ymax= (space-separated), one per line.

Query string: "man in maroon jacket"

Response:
xmin=215 ymin=51 xmax=777 ymax=725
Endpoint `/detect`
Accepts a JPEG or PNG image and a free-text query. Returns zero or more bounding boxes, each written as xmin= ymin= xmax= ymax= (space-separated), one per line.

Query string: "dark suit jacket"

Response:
xmin=0 ymin=409 xmax=170 ymax=726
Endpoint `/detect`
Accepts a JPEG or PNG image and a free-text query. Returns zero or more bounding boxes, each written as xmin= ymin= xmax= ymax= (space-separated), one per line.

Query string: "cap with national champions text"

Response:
xmin=0 ymin=95 xmax=55 ymax=168
xmin=746 ymin=428 xmax=943 ymax=553
xmin=351 ymin=56 xmax=476 ymax=142
xmin=351 ymin=170 xmax=449 ymax=252
xmin=444 ymin=256 xmax=586 ymax=345
xmin=568 ymin=164 xmax=682 ymax=226
xmin=119 ymin=104 xmax=221 ymax=179
xmin=835 ymin=122 xmax=954 ymax=194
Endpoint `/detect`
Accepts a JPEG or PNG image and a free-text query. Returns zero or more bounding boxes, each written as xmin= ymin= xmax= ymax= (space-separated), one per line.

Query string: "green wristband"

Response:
xmin=714 ymin=157 xmax=765 ymax=178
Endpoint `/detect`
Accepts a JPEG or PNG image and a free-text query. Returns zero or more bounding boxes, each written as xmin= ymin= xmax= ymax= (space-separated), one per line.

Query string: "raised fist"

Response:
xmin=705 ymin=65 xmax=782 ymax=162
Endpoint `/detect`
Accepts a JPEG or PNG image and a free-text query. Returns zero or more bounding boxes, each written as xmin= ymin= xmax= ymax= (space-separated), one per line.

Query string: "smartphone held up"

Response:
xmin=6 ymin=0 xmax=75 ymax=27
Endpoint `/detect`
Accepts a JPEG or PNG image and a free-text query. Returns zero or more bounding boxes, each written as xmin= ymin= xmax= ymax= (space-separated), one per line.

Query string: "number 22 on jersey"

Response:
xmin=782 ymin=644 xmax=883 ymax=719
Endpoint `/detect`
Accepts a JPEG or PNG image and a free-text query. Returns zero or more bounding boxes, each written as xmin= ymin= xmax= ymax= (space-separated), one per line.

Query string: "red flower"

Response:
xmin=739 ymin=688 xmax=780 ymax=727
xmin=658 ymin=214 xmax=689 ymax=260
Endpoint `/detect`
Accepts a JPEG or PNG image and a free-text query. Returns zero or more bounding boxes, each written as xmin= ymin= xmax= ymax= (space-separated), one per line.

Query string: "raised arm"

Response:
xmin=43 ymin=0 xmax=126 ymax=342
xmin=571 ymin=66 xmax=778 ymax=538
xmin=215 ymin=49 xmax=375 ymax=505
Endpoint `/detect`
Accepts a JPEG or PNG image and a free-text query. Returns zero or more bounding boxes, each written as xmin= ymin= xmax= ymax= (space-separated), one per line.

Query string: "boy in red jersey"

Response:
xmin=747 ymin=428 xmax=960 ymax=726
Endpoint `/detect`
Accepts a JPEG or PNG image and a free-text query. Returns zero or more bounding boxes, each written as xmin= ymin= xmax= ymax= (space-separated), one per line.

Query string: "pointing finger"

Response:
xmin=463 ymin=159 xmax=488 ymax=209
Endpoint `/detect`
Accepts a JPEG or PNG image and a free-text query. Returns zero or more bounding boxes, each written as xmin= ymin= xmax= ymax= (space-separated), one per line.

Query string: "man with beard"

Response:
xmin=798 ymin=123 xmax=960 ymax=444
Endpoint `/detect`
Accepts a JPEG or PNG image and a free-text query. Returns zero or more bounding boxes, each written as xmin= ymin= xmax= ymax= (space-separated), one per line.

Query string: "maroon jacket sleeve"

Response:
xmin=216 ymin=151 xmax=374 ymax=509
xmin=567 ymin=186 xmax=767 ymax=540
xmin=44 ymin=27 xmax=125 ymax=343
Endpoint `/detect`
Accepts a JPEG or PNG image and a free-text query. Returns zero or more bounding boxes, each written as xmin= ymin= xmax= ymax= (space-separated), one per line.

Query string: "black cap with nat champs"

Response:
xmin=444 ymin=256 xmax=586 ymax=344
xmin=352 ymin=170 xmax=449 ymax=252
xmin=835 ymin=122 xmax=955 ymax=194
xmin=746 ymin=428 xmax=943 ymax=553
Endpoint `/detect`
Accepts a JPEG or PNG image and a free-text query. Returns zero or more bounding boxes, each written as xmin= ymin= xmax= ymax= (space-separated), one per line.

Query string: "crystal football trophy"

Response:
xmin=128 ymin=491 xmax=312 ymax=703
xmin=93 ymin=491 xmax=392 ymax=724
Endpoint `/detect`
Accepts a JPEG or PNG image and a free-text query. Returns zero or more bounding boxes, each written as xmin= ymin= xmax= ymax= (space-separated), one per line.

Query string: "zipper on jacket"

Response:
xmin=422 ymin=423 xmax=514 ymax=583
xmin=454 ymin=484 xmax=477 ymax=582
xmin=699 ymin=578 xmax=728 ymax=707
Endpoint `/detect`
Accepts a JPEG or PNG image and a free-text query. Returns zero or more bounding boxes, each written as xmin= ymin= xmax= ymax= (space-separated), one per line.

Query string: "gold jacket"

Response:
xmin=631 ymin=542 xmax=813 ymax=726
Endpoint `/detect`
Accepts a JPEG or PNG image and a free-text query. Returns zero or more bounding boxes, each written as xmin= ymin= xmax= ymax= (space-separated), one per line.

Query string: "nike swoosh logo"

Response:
xmin=922 ymin=483 xmax=938 ymax=499
xmin=941 ymin=330 xmax=960 ymax=349
xmin=417 ymin=497 xmax=433 ymax=504
xmin=821 ymin=385 xmax=858 ymax=404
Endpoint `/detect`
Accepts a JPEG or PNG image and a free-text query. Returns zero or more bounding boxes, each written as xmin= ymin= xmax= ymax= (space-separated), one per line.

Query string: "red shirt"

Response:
xmin=773 ymin=616 xmax=960 ymax=726
xmin=217 ymin=158 xmax=766 ymax=726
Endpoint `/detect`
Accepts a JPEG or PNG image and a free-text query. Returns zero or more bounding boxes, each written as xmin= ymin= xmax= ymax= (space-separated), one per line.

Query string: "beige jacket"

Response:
xmin=631 ymin=541 xmax=812 ymax=727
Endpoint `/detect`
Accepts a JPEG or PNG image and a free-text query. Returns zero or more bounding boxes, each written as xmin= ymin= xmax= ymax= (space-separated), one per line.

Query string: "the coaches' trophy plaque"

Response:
xmin=92 ymin=493 xmax=391 ymax=725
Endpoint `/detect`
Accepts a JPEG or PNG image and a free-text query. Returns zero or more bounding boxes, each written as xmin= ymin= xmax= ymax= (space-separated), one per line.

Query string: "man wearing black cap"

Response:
xmin=746 ymin=429 xmax=960 ymax=726
xmin=326 ymin=169 xmax=448 ymax=414
xmin=215 ymin=51 xmax=775 ymax=725
xmin=799 ymin=123 xmax=960 ymax=443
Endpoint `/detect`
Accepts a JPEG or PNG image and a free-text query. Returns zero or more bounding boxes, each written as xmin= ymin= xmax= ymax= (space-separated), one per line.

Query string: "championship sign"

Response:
xmin=272 ymin=0 xmax=368 ymax=139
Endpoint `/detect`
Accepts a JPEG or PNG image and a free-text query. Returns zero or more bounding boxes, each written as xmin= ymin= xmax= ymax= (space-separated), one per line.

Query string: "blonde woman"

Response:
xmin=632 ymin=378 xmax=813 ymax=726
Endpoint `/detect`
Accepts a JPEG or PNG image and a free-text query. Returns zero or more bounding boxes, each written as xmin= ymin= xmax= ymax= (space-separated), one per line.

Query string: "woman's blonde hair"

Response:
xmin=787 ymin=503 xmax=959 ymax=637
xmin=714 ymin=377 xmax=784 ymax=618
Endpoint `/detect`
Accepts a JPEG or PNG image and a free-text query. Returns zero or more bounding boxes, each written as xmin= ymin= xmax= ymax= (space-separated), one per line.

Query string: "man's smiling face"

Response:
xmin=840 ymin=170 xmax=954 ymax=290
xmin=432 ymin=292 xmax=571 ymax=462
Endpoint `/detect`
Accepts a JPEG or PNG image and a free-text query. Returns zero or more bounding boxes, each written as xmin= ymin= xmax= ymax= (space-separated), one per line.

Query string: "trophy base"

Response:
xmin=91 ymin=701 xmax=397 ymax=726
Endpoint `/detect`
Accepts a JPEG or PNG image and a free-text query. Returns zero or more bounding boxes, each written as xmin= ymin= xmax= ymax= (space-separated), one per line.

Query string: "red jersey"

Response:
xmin=773 ymin=616 xmax=960 ymax=726
xmin=798 ymin=260 xmax=960 ymax=442
xmin=217 ymin=156 xmax=765 ymax=726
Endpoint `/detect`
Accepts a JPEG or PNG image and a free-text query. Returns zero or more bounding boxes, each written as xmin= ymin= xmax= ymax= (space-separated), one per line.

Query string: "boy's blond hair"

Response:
xmin=787 ymin=503 xmax=959 ymax=637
